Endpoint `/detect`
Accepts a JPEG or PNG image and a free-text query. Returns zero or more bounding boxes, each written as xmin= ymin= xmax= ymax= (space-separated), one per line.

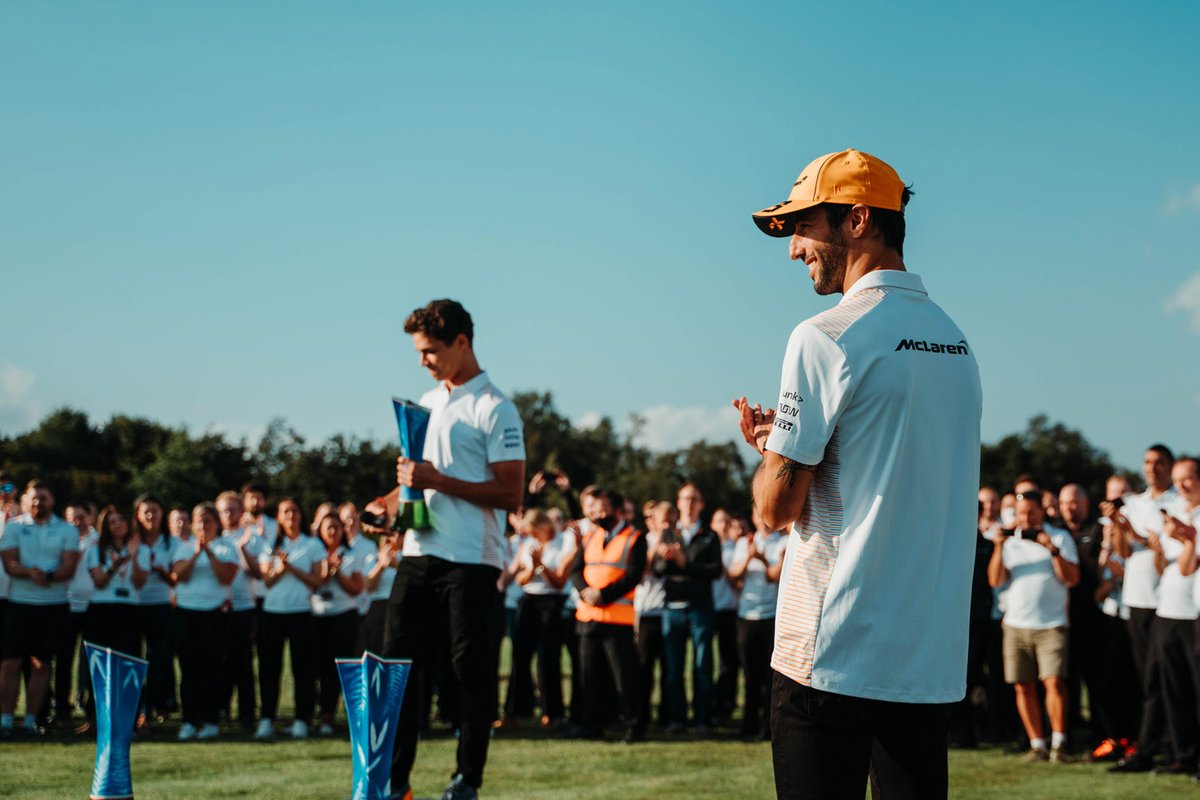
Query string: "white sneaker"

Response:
xmin=289 ymin=720 xmax=308 ymax=739
xmin=197 ymin=723 xmax=220 ymax=740
xmin=254 ymin=718 xmax=275 ymax=740
xmin=177 ymin=722 xmax=198 ymax=741
xmin=318 ymin=722 xmax=334 ymax=737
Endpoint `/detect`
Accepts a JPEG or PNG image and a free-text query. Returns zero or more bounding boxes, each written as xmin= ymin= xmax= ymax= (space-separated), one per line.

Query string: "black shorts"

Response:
xmin=1 ymin=602 xmax=69 ymax=662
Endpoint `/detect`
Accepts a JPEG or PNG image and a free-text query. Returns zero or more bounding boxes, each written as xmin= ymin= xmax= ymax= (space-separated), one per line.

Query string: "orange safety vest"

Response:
xmin=575 ymin=522 xmax=642 ymax=626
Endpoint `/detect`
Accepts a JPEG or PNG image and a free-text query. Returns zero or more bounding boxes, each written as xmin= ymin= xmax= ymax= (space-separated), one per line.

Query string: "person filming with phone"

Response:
xmin=988 ymin=490 xmax=1080 ymax=763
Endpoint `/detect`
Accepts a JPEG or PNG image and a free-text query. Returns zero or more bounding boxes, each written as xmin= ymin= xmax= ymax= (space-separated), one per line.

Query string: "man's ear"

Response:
xmin=848 ymin=204 xmax=873 ymax=240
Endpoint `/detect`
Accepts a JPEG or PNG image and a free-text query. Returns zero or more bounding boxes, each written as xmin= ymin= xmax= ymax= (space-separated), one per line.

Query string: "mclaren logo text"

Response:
xmin=894 ymin=338 xmax=970 ymax=355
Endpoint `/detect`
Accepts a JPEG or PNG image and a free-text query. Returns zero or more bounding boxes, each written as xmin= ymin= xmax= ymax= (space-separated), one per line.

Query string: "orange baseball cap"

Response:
xmin=752 ymin=149 xmax=907 ymax=237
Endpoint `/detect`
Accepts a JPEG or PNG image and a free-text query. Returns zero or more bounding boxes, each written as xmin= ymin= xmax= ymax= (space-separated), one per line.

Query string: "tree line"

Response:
xmin=0 ymin=393 xmax=1128 ymax=518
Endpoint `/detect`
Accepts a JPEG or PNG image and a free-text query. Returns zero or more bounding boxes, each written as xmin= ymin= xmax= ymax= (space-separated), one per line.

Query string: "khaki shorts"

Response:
xmin=1002 ymin=624 xmax=1068 ymax=684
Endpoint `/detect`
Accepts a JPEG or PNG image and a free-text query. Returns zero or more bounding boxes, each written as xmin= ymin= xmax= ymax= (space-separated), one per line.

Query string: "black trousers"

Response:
xmin=1129 ymin=607 xmax=1167 ymax=756
xmin=506 ymin=593 xmax=566 ymax=720
xmin=715 ymin=609 xmax=740 ymax=720
xmin=313 ymin=610 xmax=360 ymax=717
xmin=86 ymin=603 xmax=142 ymax=658
xmin=737 ymin=617 xmax=774 ymax=737
xmin=257 ymin=611 xmax=315 ymax=722
xmin=636 ymin=614 xmax=667 ymax=727
xmin=360 ymin=599 xmax=388 ymax=655
xmin=1156 ymin=616 xmax=1200 ymax=764
xmin=384 ymin=556 xmax=502 ymax=791
xmin=174 ymin=608 xmax=228 ymax=727
xmin=219 ymin=608 xmax=256 ymax=725
xmin=578 ymin=620 xmax=642 ymax=735
xmin=54 ymin=610 xmax=88 ymax=719
xmin=139 ymin=604 xmax=174 ymax=717
xmin=771 ymin=671 xmax=950 ymax=800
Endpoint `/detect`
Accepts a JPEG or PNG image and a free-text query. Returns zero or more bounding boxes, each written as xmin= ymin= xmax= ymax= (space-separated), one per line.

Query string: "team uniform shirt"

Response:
xmin=222 ymin=529 xmax=269 ymax=612
xmin=86 ymin=543 xmax=140 ymax=604
xmin=363 ymin=541 xmax=400 ymax=603
xmin=347 ymin=533 xmax=377 ymax=614
xmin=135 ymin=534 xmax=175 ymax=606
xmin=68 ymin=530 xmax=100 ymax=612
xmin=712 ymin=539 xmax=738 ymax=612
xmin=403 ymin=371 xmax=526 ymax=570
xmin=503 ymin=535 xmax=523 ymax=611
xmin=245 ymin=517 xmax=278 ymax=600
xmin=259 ymin=535 xmax=322 ymax=614
xmin=999 ymin=529 xmax=1079 ymax=629
xmin=1120 ymin=488 xmax=1188 ymax=610
xmin=311 ymin=547 xmax=361 ymax=617
xmin=735 ymin=531 xmax=787 ymax=620
xmin=635 ymin=531 xmax=667 ymax=620
xmin=172 ymin=537 xmax=239 ymax=611
xmin=517 ymin=531 xmax=577 ymax=596
xmin=764 ymin=270 xmax=983 ymax=703
xmin=1157 ymin=528 xmax=1198 ymax=620
xmin=0 ymin=514 xmax=79 ymax=605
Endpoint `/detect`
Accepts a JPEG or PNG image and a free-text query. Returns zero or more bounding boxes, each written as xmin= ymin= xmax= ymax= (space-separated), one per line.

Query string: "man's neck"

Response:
xmin=1149 ymin=484 xmax=1171 ymax=498
xmin=32 ymin=513 xmax=52 ymax=525
xmin=841 ymin=251 xmax=905 ymax=294
xmin=443 ymin=359 xmax=483 ymax=389
xmin=679 ymin=517 xmax=698 ymax=529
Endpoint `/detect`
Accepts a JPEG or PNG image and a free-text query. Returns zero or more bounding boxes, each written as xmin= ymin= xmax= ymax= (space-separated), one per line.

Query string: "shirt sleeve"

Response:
xmin=764 ymin=321 xmax=854 ymax=466
xmin=1055 ymin=532 xmax=1079 ymax=564
xmin=486 ymin=398 xmax=526 ymax=464
xmin=85 ymin=544 xmax=100 ymax=570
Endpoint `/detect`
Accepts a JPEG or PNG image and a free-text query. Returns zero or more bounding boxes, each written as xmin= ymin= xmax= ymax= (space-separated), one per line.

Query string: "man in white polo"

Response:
xmin=380 ymin=299 xmax=525 ymax=800
xmin=735 ymin=149 xmax=982 ymax=799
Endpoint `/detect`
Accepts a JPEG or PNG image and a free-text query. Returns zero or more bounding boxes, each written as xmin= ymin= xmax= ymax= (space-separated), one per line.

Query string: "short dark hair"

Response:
xmin=404 ymin=299 xmax=474 ymax=347
xmin=1147 ymin=443 xmax=1175 ymax=464
xmin=25 ymin=479 xmax=53 ymax=496
xmin=1013 ymin=473 xmax=1042 ymax=491
xmin=822 ymin=185 xmax=914 ymax=257
xmin=241 ymin=481 xmax=268 ymax=497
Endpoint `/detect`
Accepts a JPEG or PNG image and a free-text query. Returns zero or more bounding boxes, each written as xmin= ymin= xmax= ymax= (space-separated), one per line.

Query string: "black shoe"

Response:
xmin=1110 ymin=755 xmax=1155 ymax=773
xmin=439 ymin=774 xmax=478 ymax=800
xmin=1154 ymin=759 xmax=1197 ymax=775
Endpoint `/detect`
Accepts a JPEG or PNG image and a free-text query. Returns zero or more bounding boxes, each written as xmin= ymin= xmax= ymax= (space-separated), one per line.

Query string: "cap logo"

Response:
xmin=793 ymin=175 xmax=808 ymax=188
xmin=768 ymin=217 xmax=785 ymax=232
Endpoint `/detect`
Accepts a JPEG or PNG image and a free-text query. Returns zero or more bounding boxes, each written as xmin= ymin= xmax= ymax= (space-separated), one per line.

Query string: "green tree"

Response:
xmin=980 ymin=415 xmax=1120 ymax=502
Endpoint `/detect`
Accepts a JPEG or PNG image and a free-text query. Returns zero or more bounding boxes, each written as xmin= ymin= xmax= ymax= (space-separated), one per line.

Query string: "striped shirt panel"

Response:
xmin=809 ymin=287 xmax=891 ymax=341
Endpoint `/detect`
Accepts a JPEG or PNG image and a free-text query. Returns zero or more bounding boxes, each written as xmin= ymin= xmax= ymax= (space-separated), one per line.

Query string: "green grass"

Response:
xmin=2 ymin=726 xmax=1197 ymax=799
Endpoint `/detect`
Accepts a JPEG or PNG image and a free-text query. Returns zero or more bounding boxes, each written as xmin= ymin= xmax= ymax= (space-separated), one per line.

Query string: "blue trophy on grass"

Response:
xmin=85 ymin=642 xmax=148 ymax=800
xmin=392 ymin=397 xmax=432 ymax=531
xmin=337 ymin=652 xmax=413 ymax=800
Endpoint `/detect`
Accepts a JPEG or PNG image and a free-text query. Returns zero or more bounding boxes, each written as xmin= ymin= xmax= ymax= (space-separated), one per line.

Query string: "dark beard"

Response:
xmin=811 ymin=227 xmax=849 ymax=296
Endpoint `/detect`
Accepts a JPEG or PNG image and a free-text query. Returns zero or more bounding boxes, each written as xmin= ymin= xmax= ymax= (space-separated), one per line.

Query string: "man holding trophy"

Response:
xmin=371 ymin=299 xmax=525 ymax=800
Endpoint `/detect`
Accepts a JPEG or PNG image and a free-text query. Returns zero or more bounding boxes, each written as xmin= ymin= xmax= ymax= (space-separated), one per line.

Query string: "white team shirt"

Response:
xmin=222 ymin=529 xmax=269 ymax=612
xmin=1000 ymin=529 xmax=1079 ymax=629
xmin=86 ymin=543 xmax=140 ymax=605
xmin=712 ymin=539 xmax=738 ymax=612
xmin=347 ymin=533 xmax=377 ymax=615
xmin=403 ymin=371 xmax=526 ymax=569
xmin=735 ymin=531 xmax=787 ymax=620
xmin=764 ymin=270 xmax=983 ymax=704
xmin=634 ymin=530 xmax=666 ymax=619
xmin=68 ymin=530 xmax=100 ymax=612
xmin=260 ymin=534 xmax=322 ymax=614
xmin=135 ymin=534 xmax=176 ymax=605
xmin=172 ymin=537 xmax=239 ymax=611
xmin=1121 ymin=489 xmax=1189 ymax=610
xmin=0 ymin=514 xmax=79 ymax=605
xmin=366 ymin=543 xmax=401 ymax=602
xmin=245 ymin=516 xmax=278 ymax=599
xmin=517 ymin=531 xmax=577 ymax=596
xmin=311 ymin=546 xmax=361 ymax=617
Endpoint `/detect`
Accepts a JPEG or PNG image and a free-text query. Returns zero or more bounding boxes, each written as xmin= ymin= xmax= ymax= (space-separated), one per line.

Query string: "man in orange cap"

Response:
xmin=735 ymin=150 xmax=983 ymax=799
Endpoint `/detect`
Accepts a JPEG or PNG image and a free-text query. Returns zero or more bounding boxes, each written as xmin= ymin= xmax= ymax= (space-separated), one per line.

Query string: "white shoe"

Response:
xmin=318 ymin=722 xmax=334 ymax=736
xmin=197 ymin=723 xmax=220 ymax=740
xmin=177 ymin=722 xmax=198 ymax=741
xmin=289 ymin=720 xmax=308 ymax=739
xmin=254 ymin=718 xmax=275 ymax=740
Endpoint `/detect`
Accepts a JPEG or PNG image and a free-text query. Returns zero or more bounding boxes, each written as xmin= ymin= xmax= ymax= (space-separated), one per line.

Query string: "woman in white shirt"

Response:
xmin=310 ymin=503 xmax=363 ymax=736
xmin=170 ymin=502 xmax=239 ymax=741
xmin=254 ymin=498 xmax=322 ymax=740
xmin=361 ymin=531 xmax=402 ymax=656
xmin=132 ymin=494 xmax=176 ymax=725
xmin=86 ymin=506 xmax=143 ymax=657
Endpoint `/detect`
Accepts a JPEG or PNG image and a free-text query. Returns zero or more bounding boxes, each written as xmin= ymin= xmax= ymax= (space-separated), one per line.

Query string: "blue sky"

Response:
xmin=2 ymin=2 xmax=1198 ymax=471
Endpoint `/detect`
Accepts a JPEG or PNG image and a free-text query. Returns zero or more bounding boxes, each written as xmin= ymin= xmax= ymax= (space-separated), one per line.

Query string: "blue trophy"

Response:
xmin=392 ymin=397 xmax=432 ymax=530
xmin=336 ymin=652 xmax=413 ymax=800
xmin=85 ymin=642 xmax=148 ymax=800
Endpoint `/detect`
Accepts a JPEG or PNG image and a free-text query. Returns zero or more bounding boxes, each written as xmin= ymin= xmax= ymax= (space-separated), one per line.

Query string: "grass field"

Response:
xmin=3 ymin=723 xmax=1198 ymax=800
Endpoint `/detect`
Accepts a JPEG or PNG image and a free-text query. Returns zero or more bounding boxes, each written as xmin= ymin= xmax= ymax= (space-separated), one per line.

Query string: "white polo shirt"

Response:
xmin=1000 ymin=529 xmax=1078 ymax=629
xmin=403 ymin=371 xmax=526 ymax=570
xmin=1121 ymin=488 xmax=1189 ymax=611
xmin=347 ymin=533 xmax=377 ymax=614
xmin=222 ymin=529 xmax=269 ymax=612
xmin=0 ymin=514 xmax=79 ymax=605
xmin=1158 ymin=529 xmax=1198 ymax=621
xmin=517 ymin=531 xmax=577 ymax=596
xmin=86 ymin=543 xmax=140 ymax=605
xmin=735 ymin=531 xmax=787 ymax=620
xmin=135 ymin=534 xmax=176 ymax=606
xmin=68 ymin=530 xmax=100 ymax=612
xmin=311 ymin=546 xmax=361 ymax=617
xmin=260 ymin=534 xmax=322 ymax=614
xmin=764 ymin=270 xmax=982 ymax=704
xmin=172 ymin=537 xmax=239 ymax=611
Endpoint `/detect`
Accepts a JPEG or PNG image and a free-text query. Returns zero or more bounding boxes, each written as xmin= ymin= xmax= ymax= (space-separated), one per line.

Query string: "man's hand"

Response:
xmin=1165 ymin=515 xmax=1197 ymax=543
xmin=528 ymin=472 xmax=548 ymax=495
xmin=1146 ymin=532 xmax=1163 ymax=554
xmin=397 ymin=457 xmax=442 ymax=491
xmin=732 ymin=397 xmax=776 ymax=455
xmin=30 ymin=567 xmax=50 ymax=588
xmin=580 ymin=587 xmax=602 ymax=606
xmin=1099 ymin=501 xmax=1126 ymax=527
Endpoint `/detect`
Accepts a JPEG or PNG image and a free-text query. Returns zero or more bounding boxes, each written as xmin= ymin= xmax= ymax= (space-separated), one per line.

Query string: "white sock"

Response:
xmin=1051 ymin=732 xmax=1066 ymax=749
xmin=0 ymin=713 xmax=12 ymax=728
xmin=1031 ymin=737 xmax=1047 ymax=751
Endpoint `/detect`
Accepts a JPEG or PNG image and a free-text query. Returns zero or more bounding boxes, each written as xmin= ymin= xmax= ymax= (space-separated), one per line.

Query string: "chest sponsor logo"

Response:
xmin=894 ymin=338 xmax=970 ymax=355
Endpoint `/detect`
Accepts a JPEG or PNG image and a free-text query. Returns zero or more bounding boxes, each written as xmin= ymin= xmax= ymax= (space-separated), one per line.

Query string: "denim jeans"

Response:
xmin=661 ymin=605 xmax=714 ymax=725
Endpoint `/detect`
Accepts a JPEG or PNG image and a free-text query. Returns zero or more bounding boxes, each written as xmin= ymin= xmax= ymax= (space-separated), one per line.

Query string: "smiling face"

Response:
xmin=1173 ymin=460 xmax=1200 ymax=506
xmin=411 ymin=331 xmax=470 ymax=384
xmin=788 ymin=207 xmax=851 ymax=296
xmin=137 ymin=500 xmax=163 ymax=535
xmin=1144 ymin=449 xmax=1173 ymax=492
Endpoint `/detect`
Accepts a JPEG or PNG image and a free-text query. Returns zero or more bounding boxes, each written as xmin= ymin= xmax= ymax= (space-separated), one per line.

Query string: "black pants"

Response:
xmin=86 ymin=603 xmax=142 ymax=658
xmin=949 ymin=615 xmax=990 ymax=747
xmin=313 ymin=610 xmax=360 ymax=717
xmin=771 ymin=671 xmax=950 ymax=800
xmin=737 ymin=617 xmax=774 ymax=737
xmin=506 ymin=593 xmax=565 ymax=720
xmin=360 ymin=599 xmax=388 ymax=655
xmin=54 ymin=610 xmax=88 ymax=719
xmin=578 ymin=620 xmax=642 ymax=735
xmin=384 ymin=556 xmax=503 ymax=791
xmin=1156 ymin=616 xmax=1200 ymax=764
xmin=636 ymin=614 xmax=667 ymax=727
xmin=1129 ymin=607 xmax=1167 ymax=756
xmin=258 ymin=611 xmax=315 ymax=722
xmin=139 ymin=604 xmax=174 ymax=717
xmin=174 ymin=608 xmax=228 ymax=727
xmin=715 ymin=609 xmax=740 ymax=720
xmin=219 ymin=609 xmax=256 ymax=725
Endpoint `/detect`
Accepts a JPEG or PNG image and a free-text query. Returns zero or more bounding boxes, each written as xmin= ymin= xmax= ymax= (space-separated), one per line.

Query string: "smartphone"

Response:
xmin=360 ymin=510 xmax=388 ymax=529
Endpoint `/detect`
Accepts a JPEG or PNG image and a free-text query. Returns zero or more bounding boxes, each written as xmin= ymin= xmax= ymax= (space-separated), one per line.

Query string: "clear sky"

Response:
xmin=3 ymin=2 xmax=1198 ymax=471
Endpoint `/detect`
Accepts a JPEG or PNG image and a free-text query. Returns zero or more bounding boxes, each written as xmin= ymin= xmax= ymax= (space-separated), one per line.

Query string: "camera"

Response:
xmin=1109 ymin=496 xmax=1125 ymax=510
xmin=360 ymin=509 xmax=388 ymax=529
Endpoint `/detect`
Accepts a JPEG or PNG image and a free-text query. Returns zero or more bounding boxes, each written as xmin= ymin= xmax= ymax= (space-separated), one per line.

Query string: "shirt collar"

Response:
xmin=842 ymin=270 xmax=926 ymax=302
xmin=446 ymin=370 xmax=490 ymax=397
